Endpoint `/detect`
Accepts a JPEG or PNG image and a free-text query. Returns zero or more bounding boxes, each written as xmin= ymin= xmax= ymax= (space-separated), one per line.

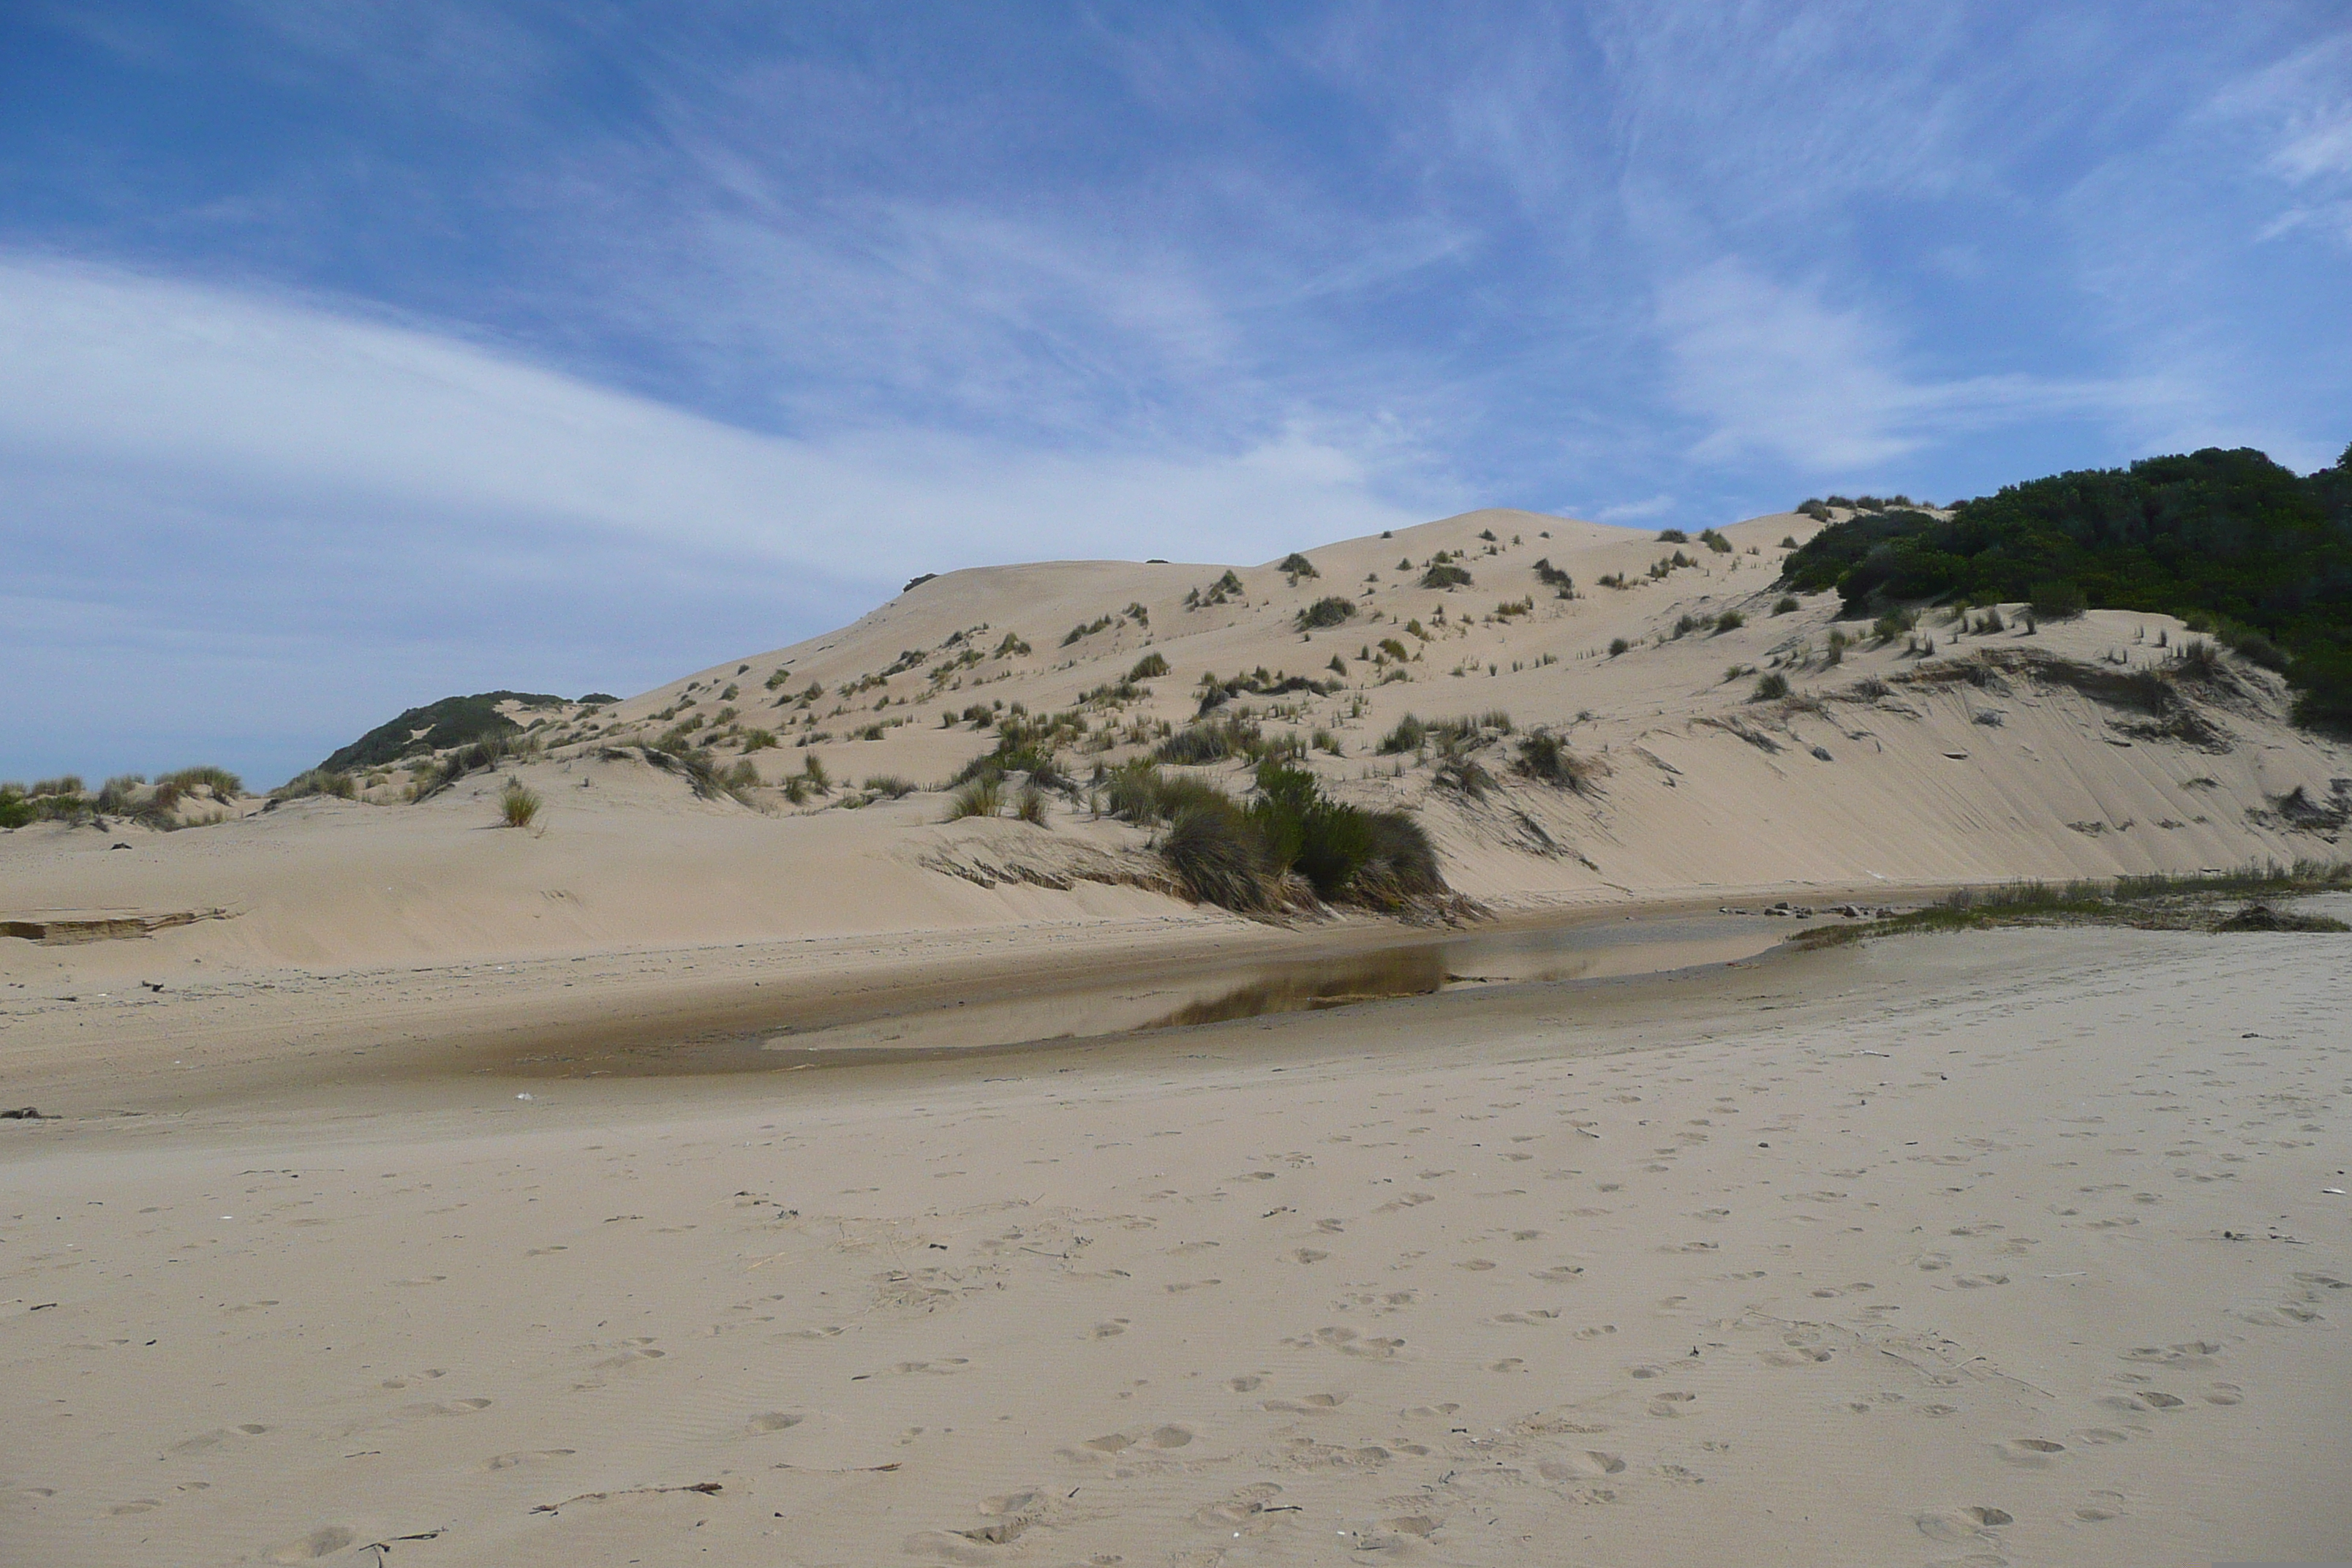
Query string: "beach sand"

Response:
xmin=5 ymin=919 xmax=2347 ymax=1567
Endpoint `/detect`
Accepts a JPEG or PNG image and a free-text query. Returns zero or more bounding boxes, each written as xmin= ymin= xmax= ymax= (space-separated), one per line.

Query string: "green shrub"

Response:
xmin=1773 ymin=595 xmax=1800 ymax=615
xmin=1128 ymin=652 xmax=1169 ymax=679
xmin=1698 ymin=527 xmax=1733 ymax=553
xmin=1713 ymin=610 xmax=1744 ymax=634
xmin=322 ymin=690 xmax=563 ymax=773
xmin=1607 ymin=637 xmax=1630 ymax=657
xmin=1752 ymin=673 xmax=1790 ymax=702
xmin=500 ymin=783 xmax=542 ymax=828
xmin=1657 ymin=528 xmax=1689 ymax=543
xmin=2029 ymin=579 xmax=2088 ymax=619
xmin=1278 ymin=551 xmax=1319 ymax=580
xmin=1419 ymin=564 xmax=1473 ymax=589
xmin=0 ymin=788 xmax=31 ymax=829
xmin=1297 ymin=596 xmax=1357 ymax=630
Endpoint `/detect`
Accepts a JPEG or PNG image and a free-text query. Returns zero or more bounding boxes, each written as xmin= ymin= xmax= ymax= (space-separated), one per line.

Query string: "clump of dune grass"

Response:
xmin=1751 ymin=673 xmax=1790 ymax=702
xmin=1376 ymin=714 xmax=1427 ymax=754
xmin=1513 ymin=731 xmax=1599 ymax=791
xmin=279 ymin=768 xmax=358 ymax=802
xmin=947 ymin=778 xmax=1003 ymax=820
xmin=1128 ymin=652 xmax=1169 ymax=680
xmin=1015 ymin=783 xmax=1050 ymax=825
xmin=1109 ymin=760 xmax=1448 ymax=915
xmin=863 ymin=774 xmax=916 ymax=799
xmin=500 ymin=781 xmax=542 ymax=829
xmin=159 ymin=765 xmax=243 ymax=796
xmin=1798 ymin=860 xmax=2352 ymax=949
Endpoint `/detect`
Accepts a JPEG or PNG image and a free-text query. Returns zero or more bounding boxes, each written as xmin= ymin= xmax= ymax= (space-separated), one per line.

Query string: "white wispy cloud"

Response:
xmin=1655 ymin=259 xmax=2177 ymax=475
xmin=0 ymin=258 xmax=1436 ymax=780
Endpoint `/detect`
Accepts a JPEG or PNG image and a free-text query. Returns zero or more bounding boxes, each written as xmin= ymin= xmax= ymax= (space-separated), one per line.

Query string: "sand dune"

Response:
xmin=5 ymin=506 xmax=2350 ymax=1565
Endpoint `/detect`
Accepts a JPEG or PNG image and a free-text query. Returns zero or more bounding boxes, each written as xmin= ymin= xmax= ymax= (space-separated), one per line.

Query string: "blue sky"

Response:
xmin=4 ymin=2 xmax=2348 ymax=785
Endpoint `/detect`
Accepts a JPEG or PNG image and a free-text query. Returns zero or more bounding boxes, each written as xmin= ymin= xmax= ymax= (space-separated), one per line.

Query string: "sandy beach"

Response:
xmin=6 ymin=909 xmax=2350 ymax=1567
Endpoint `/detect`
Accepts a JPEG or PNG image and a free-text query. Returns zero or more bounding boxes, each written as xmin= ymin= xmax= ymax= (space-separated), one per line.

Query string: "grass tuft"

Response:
xmin=500 ymin=782 xmax=543 ymax=829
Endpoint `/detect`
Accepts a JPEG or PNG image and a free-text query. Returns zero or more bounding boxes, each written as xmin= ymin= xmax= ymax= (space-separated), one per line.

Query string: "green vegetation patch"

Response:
xmin=1795 ymin=861 xmax=2352 ymax=949
xmin=1779 ymin=442 xmax=2352 ymax=725
xmin=322 ymin=690 xmax=568 ymax=773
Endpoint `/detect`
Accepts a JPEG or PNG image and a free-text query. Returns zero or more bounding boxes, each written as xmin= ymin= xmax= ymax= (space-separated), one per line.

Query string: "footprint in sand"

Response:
xmin=379 ymin=1369 xmax=448 ymax=1390
xmin=1646 ymin=1392 xmax=1697 ymax=1417
xmin=2000 ymin=1437 xmax=2066 ymax=1467
xmin=110 ymin=1499 xmax=163 ymax=1515
xmin=747 ymin=1411 xmax=806 ymax=1432
xmin=1538 ymin=1451 xmax=1627 ymax=1479
xmin=1290 ymin=1248 xmax=1329 ymax=1264
xmin=484 ymin=1449 xmax=576 ymax=1470
xmin=1226 ymin=1375 xmax=1263 ymax=1392
xmin=1195 ymin=1482 xmax=1286 ymax=1529
xmin=2074 ymin=1490 xmax=2127 ymax=1522
xmin=1913 ymin=1506 xmax=2010 ymax=1542
xmin=1082 ymin=1425 xmax=1192 ymax=1455
xmin=265 ymin=1526 xmax=357 ymax=1563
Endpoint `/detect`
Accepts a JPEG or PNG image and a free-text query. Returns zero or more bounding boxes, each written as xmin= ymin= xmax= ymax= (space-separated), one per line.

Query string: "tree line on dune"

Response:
xmin=1780 ymin=442 xmax=2352 ymax=725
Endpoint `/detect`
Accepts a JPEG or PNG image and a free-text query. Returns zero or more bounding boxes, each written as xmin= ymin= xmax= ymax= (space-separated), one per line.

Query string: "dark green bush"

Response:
xmin=1420 ymin=564 xmax=1473 ymax=589
xmin=1607 ymin=637 xmax=1630 ymax=657
xmin=0 ymin=788 xmax=32 ymax=829
xmin=1297 ymin=596 xmax=1357 ymax=630
xmin=1128 ymin=652 xmax=1169 ymax=679
xmin=1777 ymin=442 xmax=2352 ymax=725
xmin=321 ymin=690 xmax=563 ymax=772
xmin=1752 ymin=673 xmax=1790 ymax=702
xmin=2029 ymin=579 xmax=2088 ymax=619
xmin=1278 ymin=551 xmax=1319 ymax=580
